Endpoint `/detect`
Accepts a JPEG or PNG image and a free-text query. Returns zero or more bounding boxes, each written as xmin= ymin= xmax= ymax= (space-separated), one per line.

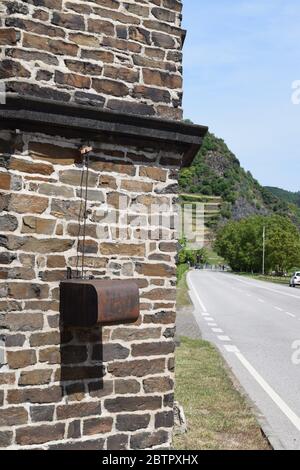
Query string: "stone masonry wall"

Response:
xmin=0 ymin=128 xmax=180 ymax=449
xmin=0 ymin=0 xmax=183 ymax=120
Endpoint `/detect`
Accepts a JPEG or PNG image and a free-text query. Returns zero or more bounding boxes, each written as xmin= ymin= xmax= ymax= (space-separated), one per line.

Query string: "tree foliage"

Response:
xmin=266 ymin=187 xmax=300 ymax=207
xmin=214 ymin=215 xmax=300 ymax=273
xmin=178 ymin=247 xmax=209 ymax=267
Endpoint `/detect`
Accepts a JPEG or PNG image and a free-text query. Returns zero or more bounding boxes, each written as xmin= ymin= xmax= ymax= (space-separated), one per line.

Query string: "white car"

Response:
xmin=290 ymin=272 xmax=300 ymax=288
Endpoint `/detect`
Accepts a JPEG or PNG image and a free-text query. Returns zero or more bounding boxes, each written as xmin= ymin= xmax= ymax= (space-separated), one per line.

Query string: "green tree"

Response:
xmin=215 ymin=215 xmax=300 ymax=273
xmin=264 ymin=216 xmax=300 ymax=273
xmin=185 ymin=250 xmax=197 ymax=267
xmin=177 ymin=247 xmax=210 ymax=267
xmin=195 ymin=248 xmax=209 ymax=265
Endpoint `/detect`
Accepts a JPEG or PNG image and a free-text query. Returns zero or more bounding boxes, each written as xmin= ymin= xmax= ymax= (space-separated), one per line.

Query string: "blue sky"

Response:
xmin=182 ymin=0 xmax=300 ymax=191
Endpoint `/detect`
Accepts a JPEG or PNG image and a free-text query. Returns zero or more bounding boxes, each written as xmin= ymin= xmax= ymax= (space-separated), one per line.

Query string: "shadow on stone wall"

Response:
xmin=59 ymin=326 xmax=105 ymax=401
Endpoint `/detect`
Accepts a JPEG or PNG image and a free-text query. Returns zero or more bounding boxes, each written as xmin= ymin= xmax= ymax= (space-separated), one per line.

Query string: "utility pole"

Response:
xmin=262 ymin=225 xmax=266 ymax=276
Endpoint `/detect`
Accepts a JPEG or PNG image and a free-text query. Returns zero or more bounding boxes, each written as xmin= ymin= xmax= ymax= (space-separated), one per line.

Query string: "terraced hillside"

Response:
xmin=180 ymin=194 xmax=222 ymax=248
xmin=179 ymin=132 xmax=300 ymax=243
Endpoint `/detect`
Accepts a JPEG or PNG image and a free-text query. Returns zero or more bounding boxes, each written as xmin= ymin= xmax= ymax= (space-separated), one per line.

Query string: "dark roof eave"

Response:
xmin=0 ymin=95 xmax=208 ymax=167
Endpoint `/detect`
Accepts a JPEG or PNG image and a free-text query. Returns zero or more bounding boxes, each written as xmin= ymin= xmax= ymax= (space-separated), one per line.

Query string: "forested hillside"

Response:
xmin=266 ymin=187 xmax=300 ymax=208
xmin=179 ymin=132 xmax=300 ymax=230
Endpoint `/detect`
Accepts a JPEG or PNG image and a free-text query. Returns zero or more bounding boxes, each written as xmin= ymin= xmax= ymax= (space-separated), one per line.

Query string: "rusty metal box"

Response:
xmin=60 ymin=279 xmax=139 ymax=327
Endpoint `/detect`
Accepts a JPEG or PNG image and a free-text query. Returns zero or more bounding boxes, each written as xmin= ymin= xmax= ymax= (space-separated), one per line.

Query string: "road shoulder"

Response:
xmin=174 ymin=337 xmax=271 ymax=450
xmin=174 ymin=271 xmax=273 ymax=450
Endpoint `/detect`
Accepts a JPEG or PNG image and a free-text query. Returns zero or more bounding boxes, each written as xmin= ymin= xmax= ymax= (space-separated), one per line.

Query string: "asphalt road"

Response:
xmin=187 ymin=270 xmax=300 ymax=450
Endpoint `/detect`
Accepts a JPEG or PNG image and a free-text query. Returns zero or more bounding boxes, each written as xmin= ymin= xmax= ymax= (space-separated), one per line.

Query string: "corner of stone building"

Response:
xmin=0 ymin=0 xmax=184 ymax=121
xmin=0 ymin=0 xmax=207 ymax=451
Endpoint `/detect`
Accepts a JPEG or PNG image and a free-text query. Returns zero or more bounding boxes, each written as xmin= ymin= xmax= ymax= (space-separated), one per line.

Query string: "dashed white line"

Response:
xmin=286 ymin=312 xmax=296 ymax=318
xmin=204 ymin=317 xmax=214 ymax=322
xmin=218 ymin=335 xmax=231 ymax=342
xmin=275 ymin=307 xmax=284 ymax=312
xmin=208 ymin=323 xmax=217 ymax=327
xmin=258 ymin=298 xmax=265 ymax=303
xmin=232 ymin=276 xmax=300 ymax=300
xmin=189 ymin=272 xmax=300 ymax=433
xmin=224 ymin=345 xmax=240 ymax=353
xmin=212 ymin=328 xmax=223 ymax=333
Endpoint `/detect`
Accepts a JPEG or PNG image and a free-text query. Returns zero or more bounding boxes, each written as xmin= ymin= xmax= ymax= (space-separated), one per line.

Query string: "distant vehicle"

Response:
xmin=290 ymin=272 xmax=300 ymax=288
xmin=195 ymin=264 xmax=202 ymax=270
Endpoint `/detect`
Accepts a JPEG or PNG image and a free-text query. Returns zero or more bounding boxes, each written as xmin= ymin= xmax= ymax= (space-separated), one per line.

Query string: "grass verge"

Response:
xmin=173 ymin=337 xmax=271 ymax=450
xmin=238 ymin=272 xmax=290 ymax=286
xmin=205 ymin=247 xmax=225 ymax=266
xmin=177 ymin=263 xmax=189 ymax=282
xmin=176 ymin=268 xmax=192 ymax=309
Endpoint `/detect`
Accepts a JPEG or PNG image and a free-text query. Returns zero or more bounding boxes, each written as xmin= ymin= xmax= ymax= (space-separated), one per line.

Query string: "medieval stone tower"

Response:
xmin=0 ymin=0 xmax=207 ymax=450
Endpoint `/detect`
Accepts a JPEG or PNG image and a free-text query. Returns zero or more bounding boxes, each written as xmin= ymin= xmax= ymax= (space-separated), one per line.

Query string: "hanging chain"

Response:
xmin=75 ymin=145 xmax=93 ymax=279
xmin=81 ymin=152 xmax=90 ymax=279
xmin=75 ymin=158 xmax=85 ymax=278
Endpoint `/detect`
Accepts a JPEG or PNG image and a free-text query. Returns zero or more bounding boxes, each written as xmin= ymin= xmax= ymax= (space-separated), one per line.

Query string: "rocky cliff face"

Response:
xmin=231 ymin=197 xmax=269 ymax=220
xmin=179 ymin=132 xmax=299 ymax=232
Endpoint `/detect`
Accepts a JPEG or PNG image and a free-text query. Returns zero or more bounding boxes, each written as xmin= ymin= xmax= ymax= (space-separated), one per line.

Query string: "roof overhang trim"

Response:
xmin=0 ymin=95 xmax=208 ymax=167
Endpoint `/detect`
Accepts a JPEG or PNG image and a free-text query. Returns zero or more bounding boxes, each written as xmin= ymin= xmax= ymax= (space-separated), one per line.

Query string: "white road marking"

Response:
xmin=218 ymin=335 xmax=231 ymax=342
xmin=204 ymin=317 xmax=214 ymax=322
xmin=187 ymin=273 xmax=208 ymax=312
xmin=208 ymin=323 xmax=217 ymax=327
xmin=224 ymin=345 xmax=240 ymax=353
xmin=286 ymin=312 xmax=296 ymax=318
xmin=212 ymin=328 xmax=223 ymax=333
xmin=202 ymin=313 xmax=210 ymax=317
xmin=234 ymin=351 xmax=300 ymax=432
xmin=258 ymin=299 xmax=265 ymax=303
xmin=232 ymin=276 xmax=300 ymax=300
xmin=190 ymin=272 xmax=300 ymax=433
xmin=275 ymin=307 xmax=284 ymax=312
